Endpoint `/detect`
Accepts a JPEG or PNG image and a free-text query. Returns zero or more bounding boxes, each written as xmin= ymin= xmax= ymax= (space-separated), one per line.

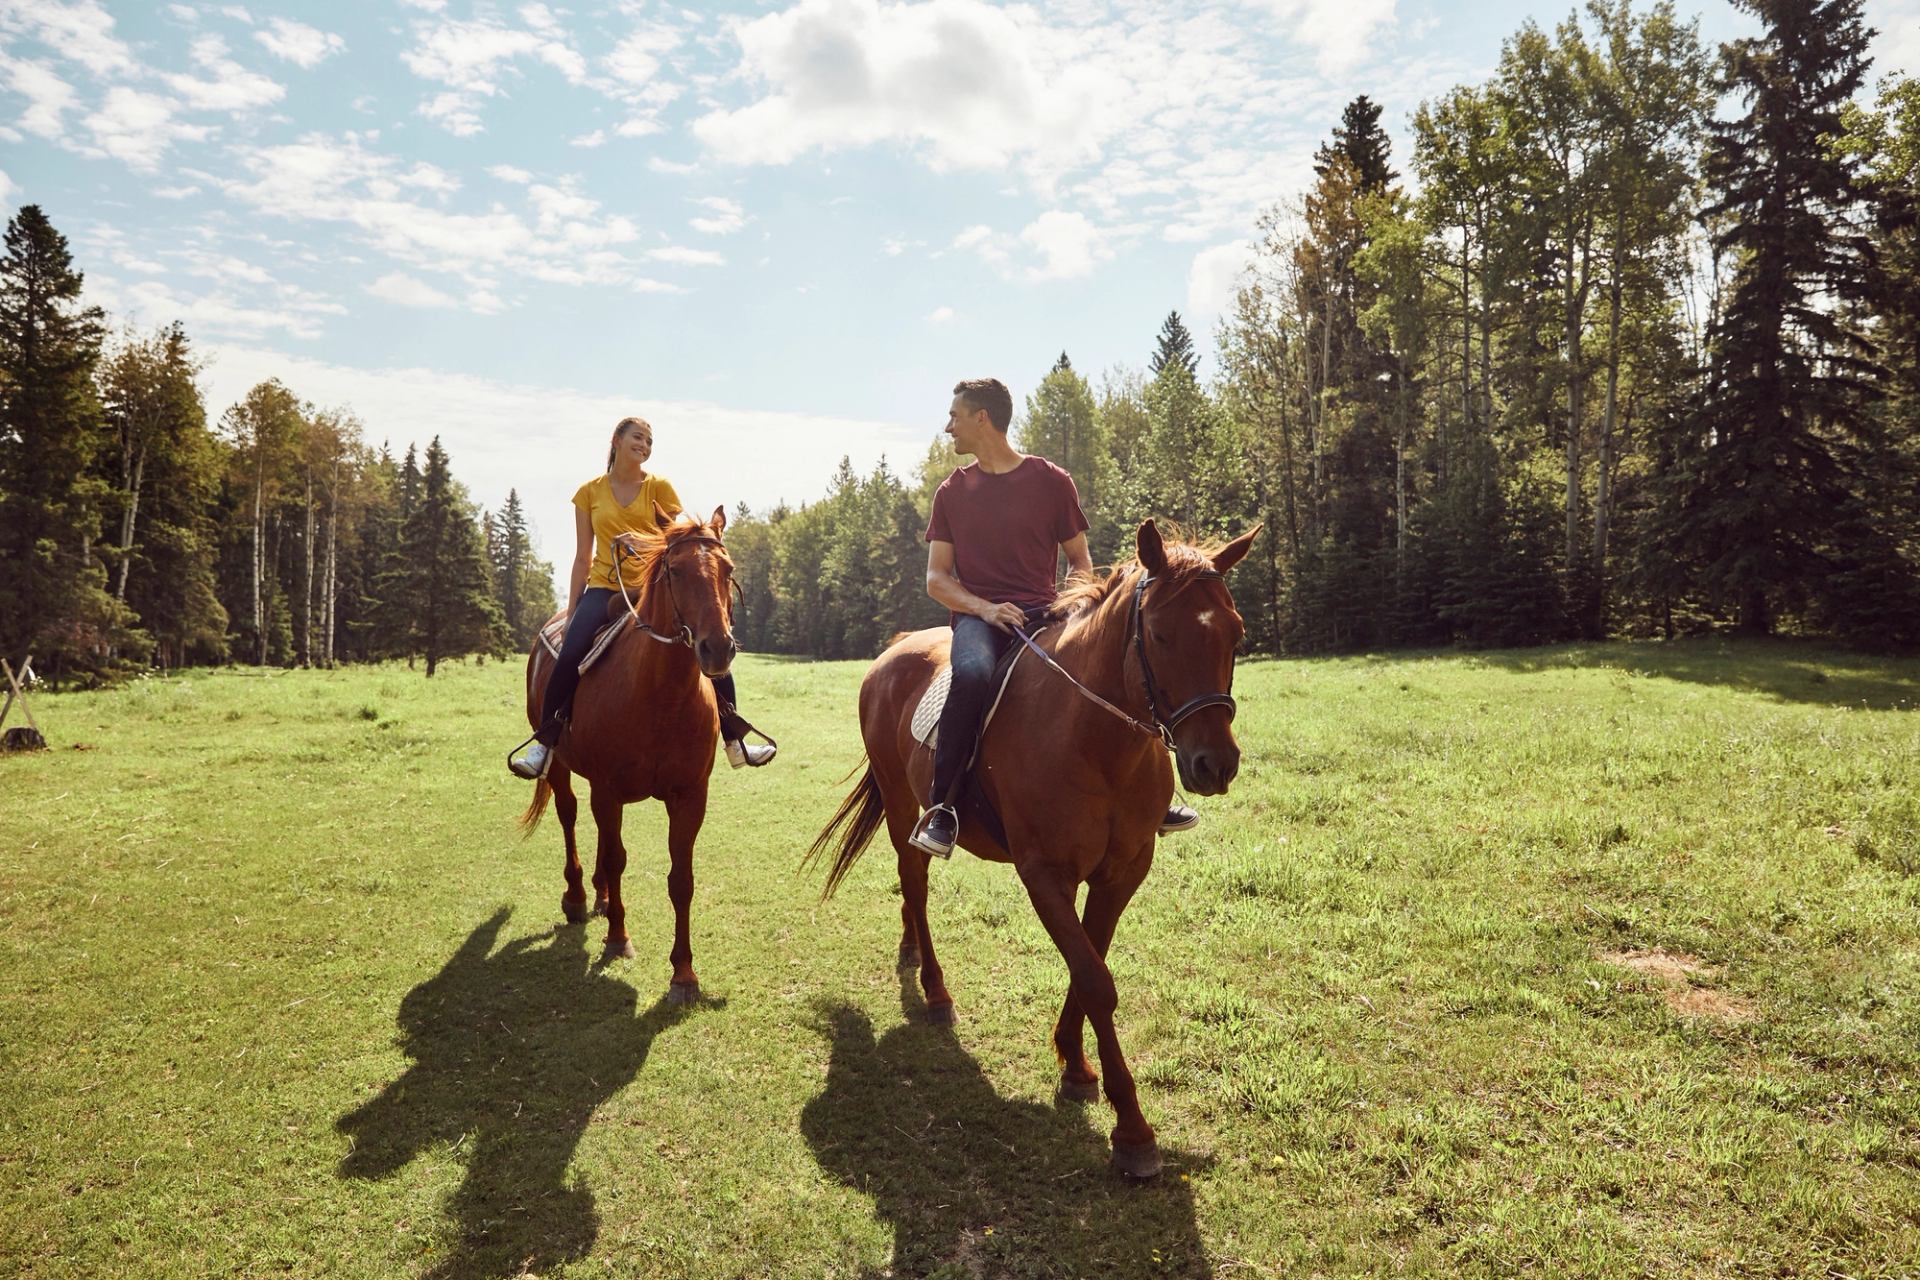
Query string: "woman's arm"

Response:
xmin=567 ymin=504 xmax=593 ymax=614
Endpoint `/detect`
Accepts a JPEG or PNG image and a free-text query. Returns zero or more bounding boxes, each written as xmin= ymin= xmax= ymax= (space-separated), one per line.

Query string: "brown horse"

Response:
xmin=519 ymin=504 xmax=738 ymax=1000
xmin=808 ymin=518 xmax=1259 ymax=1178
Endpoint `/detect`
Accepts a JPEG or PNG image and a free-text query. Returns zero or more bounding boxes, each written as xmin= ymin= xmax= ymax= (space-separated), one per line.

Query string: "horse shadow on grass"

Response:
xmin=335 ymin=907 xmax=699 ymax=1279
xmin=802 ymin=975 xmax=1214 ymax=1279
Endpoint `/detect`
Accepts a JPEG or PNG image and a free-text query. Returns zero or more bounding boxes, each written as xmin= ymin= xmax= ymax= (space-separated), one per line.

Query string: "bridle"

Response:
xmin=613 ymin=533 xmax=734 ymax=649
xmin=1012 ymin=566 xmax=1238 ymax=751
xmin=1129 ymin=570 xmax=1237 ymax=745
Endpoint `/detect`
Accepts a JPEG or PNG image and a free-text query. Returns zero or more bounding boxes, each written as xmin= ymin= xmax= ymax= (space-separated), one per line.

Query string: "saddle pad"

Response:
xmin=909 ymin=626 xmax=1047 ymax=750
xmin=536 ymin=608 xmax=627 ymax=676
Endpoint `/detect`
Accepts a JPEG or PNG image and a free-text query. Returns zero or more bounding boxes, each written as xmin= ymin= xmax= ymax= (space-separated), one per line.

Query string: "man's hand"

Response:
xmin=976 ymin=600 xmax=1028 ymax=633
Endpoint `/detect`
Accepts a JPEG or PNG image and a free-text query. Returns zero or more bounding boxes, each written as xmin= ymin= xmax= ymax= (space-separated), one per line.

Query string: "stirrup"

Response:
xmin=908 ymin=804 xmax=958 ymax=859
xmin=507 ymin=734 xmax=552 ymax=781
xmin=719 ymin=701 xmax=778 ymax=752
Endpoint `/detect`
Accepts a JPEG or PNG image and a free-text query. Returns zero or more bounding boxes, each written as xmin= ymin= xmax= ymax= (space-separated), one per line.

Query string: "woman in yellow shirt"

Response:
xmin=509 ymin=416 xmax=775 ymax=780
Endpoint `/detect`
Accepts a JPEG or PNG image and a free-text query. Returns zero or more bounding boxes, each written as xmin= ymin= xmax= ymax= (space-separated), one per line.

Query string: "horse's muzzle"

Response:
xmin=697 ymin=634 xmax=740 ymax=680
xmin=1176 ymin=744 xmax=1240 ymax=796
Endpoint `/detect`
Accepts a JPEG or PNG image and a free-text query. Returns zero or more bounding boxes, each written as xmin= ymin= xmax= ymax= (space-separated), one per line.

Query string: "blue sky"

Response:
xmin=3 ymin=0 xmax=1916 ymax=573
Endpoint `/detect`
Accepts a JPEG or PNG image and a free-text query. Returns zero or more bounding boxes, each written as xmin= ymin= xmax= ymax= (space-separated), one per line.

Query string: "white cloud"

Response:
xmin=926 ymin=305 xmax=953 ymax=324
xmin=402 ymin=12 xmax=595 ymax=134
xmin=486 ymin=164 xmax=533 ymax=184
xmin=166 ymin=34 xmax=284 ymax=113
xmin=614 ymin=117 xmax=662 ymax=138
xmin=0 ymin=169 xmax=17 ymax=208
xmin=570 ymin=129 xmax=607 ymax=148
xmin=1242 ymin=0 xmax=1396 ymax=73
xmin=689 ymin=196 xmax=744 ymax=235
xmin=1019 ymin=210 xmax=1108 ymax=280
xmin=367 ymin=271 xmax=458 ymax=309
xmin=86 ymin=87 xmax=211 ymax=171
xmin=1867 ymin=0 xmax=1920 ymax=76
xmin=97 ymin=276 xmax=341 ymax=342
xmin=0 ymin=0 xmax=136 ymax=78
xmin=648 ymin=246 xmax=724 ymax=266
xmin=254 ymin=18 xmax=345 ymax=68
xmin=1186 ymin=239 xmax=1254 ymax=323
xmin=418 ymin=91 xmax=484 ymax=137
xmin=648 ymin=156 xmax=698 ymax=175
xmin=0 ymin=53 xmax=77 ymax=141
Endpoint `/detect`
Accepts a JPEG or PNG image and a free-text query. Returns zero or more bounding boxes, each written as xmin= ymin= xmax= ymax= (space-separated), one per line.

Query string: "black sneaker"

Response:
xmin=909 ymin=805 xmax=957 ymax=859
xmin=1158 ymin=804 xmax=1199 ymax=834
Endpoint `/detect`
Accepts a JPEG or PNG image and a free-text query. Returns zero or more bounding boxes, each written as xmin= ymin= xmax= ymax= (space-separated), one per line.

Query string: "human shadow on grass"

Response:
xmin=1468 ymin=638 xmax=1920 ymax=711
xmin=336 ymin=907 xmax=698 ymax=1279
xmin=801 ymin=975 xmax=1214 ymax=1279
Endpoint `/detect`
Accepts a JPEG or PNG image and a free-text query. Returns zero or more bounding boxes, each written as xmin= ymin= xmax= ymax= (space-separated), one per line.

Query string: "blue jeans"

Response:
xmin=928 ymin=607 xmax=1048 ymax=806
xmin=536 ymin=587 xmax=742 ymax=744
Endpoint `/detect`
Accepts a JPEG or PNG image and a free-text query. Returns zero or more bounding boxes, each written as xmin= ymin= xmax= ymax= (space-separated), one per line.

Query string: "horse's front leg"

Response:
xmin=589 ymin=789 xmax=635 ymax=960
xmin=550 ymin=765 xmax=595 ymax=923
xmin=1053 ymin=847 xmax=1152 ymax=1105
xmin=1019 ymin=859 xmax=1160 ymax=1179
xmin=662 ymin=784 xmax=707 ymax=1004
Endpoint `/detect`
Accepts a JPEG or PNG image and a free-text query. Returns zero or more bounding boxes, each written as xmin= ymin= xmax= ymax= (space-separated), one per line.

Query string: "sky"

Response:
xmin=3 ymin=0 xmax=1917 ymax=576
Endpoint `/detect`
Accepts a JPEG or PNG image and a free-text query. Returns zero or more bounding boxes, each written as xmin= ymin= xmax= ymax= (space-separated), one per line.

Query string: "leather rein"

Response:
xmin=1011 ymin=568 xmax=1237 ymax=751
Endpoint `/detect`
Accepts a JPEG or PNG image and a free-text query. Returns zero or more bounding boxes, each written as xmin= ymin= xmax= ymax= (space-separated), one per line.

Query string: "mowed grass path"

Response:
xmin=2 ymin=640 xmax=1918 ymax=1278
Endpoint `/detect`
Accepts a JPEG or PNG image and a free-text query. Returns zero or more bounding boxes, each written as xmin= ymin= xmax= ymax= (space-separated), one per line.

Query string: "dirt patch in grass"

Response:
xmin=1602 ymin=948 xmax=1758 ymax=1023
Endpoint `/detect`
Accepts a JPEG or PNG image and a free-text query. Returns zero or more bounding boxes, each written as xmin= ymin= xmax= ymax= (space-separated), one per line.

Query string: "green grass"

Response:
xmin=2 ymin=638 xmax=1918 ymax=1278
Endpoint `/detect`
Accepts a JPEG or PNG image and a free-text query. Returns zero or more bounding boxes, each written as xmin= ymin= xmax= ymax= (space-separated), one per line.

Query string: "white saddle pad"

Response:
xmin=908 ymin=627 xmax=1046 ymax=750
xmin=536 ymin=607 xmax=627 ymax=676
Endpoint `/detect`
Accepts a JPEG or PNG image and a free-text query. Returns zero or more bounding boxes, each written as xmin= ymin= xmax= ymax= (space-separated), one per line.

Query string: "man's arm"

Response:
xmin=1059 ymin=532 xmax=1094 ymax=585
xmin=927 ymin=540 xmax=1026 ymax=632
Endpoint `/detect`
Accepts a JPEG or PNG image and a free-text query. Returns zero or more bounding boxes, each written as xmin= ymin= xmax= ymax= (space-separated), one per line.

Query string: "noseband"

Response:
xmin=1130 ymin=571 xmax=1237 ymax=744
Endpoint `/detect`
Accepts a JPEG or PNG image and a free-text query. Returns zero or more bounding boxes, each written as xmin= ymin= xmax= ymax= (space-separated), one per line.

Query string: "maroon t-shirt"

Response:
xmin=924 ymin=456 xmax=1090 ymax=611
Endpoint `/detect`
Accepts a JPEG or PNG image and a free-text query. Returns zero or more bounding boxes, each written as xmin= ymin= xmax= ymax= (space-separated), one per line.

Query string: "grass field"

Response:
xmin=2 ymin=639 xmax=1919 ymax=1278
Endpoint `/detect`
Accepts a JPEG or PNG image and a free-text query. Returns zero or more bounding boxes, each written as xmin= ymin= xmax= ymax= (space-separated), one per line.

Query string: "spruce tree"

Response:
xmin=1149 ymin=311 xmax=1199 ymax=379
xmin=1316 ymin=95 xmax=1398 ymax=193
xmin=1686 ymin=0 xmax=1883 ymax=634
xmin=408 ymin=437 xmax=504 ymax=676
xmin=0 ymin=204 xmax=145 ymax=679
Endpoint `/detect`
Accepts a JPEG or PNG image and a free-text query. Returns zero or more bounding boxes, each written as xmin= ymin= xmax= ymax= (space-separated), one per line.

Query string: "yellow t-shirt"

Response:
xmin=573 ymin=473 xmax=683 ymax=590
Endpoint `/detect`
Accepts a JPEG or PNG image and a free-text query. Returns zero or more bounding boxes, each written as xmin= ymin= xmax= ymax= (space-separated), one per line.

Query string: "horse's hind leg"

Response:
xmin=552 ymin=766 xmax=593 ymax=924
xmin=589 ymin=789 xmax=635 ymax=960
xmin=885 ymin=801 xmax=954 ymax=1025
xmin=662 ymin=786 xmax=707 ymax=1004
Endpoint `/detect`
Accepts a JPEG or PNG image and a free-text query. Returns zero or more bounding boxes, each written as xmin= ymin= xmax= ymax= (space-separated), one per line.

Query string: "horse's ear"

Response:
xmin=1136 ymin=519 xmax=1168 ymax=575
xmin=1212 ymin=524 xmax=1262 ymax=575
xmin=652 ymin=500 xmax=674 ymax=528
xmin=709 ymin=504 xmax=728 ymax=536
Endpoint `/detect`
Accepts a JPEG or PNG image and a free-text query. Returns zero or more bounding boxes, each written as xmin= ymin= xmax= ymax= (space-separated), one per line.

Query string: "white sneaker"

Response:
xmin=725 ymin=739 xmax=777 ymax=769
xmin=508 ymin=738 xmax=552 ymax=780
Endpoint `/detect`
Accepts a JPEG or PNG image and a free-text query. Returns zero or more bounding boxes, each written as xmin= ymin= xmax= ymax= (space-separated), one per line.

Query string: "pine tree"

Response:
xmin=407 ymin=437 xmax=504 ymax=676
xmin=1316 ymin=95 xmax=1398 ymax=193
xmin=492 ymin=488 xmax=541 ymax=648
xmin=1149 ymin=311 xmax=1200 ymax=379
xmin=0 ymin=204 xmax=145 ymax=680
xmin=1684 ymin=0 xmax=1884 ymax=634
xmin=1017 ymin=358 xmax=1104 ymax=527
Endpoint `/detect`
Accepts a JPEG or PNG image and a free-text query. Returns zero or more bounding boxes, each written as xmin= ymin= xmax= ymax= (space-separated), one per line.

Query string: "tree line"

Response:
xmin=729 ymin=0 xmax=1920 ymax=657
xmin=0 ymin=206 xmax=556 ymax=685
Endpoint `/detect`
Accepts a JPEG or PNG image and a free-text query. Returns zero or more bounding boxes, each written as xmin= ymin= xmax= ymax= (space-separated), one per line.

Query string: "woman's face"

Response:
xmin=615 ymin=424 xmax=654 ymax=467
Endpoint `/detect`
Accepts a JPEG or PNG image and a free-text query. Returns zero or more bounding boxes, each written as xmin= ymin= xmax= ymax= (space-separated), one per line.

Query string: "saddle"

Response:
xmin=912 ymin=626 xmax=1048 ymax=853
xmin=535 ymin=607 xmax=626 ymax=677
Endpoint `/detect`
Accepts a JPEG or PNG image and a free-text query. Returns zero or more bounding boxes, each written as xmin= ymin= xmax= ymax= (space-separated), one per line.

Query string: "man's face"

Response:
xmin=944 ymin=394 xmax=991 ymax=455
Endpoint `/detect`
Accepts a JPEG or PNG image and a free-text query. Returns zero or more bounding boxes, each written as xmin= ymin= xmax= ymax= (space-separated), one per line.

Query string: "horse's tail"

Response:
xmin=805 ymin=760 xmax=886 ymax=898
xmin=518 ymin=776 xmax=553 ymax=837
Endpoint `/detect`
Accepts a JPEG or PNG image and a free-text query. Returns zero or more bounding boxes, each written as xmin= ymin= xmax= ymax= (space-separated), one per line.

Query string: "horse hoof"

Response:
xmin=562 ymin=896 xmax=590 ymax=925
xmin=603 ymin=939 xmax=636 ymax=961
xmin=1055 ymin=1074 xmax=1101 ymax=1104
xmin=666 ymin=980 xmax=701 ymax=1005
xmin=896 ymin=945 xmax=921 ymax=972
xmin=592 ymin=897 xmax=608 ymax=917
xmin=1111 ymin=1139 xmax=1163 ymax=1181
xmin=924 ymin=1001 xmax=957 ymax=1027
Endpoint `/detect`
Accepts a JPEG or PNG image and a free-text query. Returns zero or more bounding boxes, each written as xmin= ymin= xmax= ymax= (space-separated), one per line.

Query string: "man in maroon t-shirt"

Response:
xmin=911 ymin=377 xmax=1199 ymax=858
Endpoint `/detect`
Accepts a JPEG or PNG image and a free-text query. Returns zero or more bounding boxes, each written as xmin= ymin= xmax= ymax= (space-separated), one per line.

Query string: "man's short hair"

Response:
xmin=953 ymin=378 xmax=1013 ymax=433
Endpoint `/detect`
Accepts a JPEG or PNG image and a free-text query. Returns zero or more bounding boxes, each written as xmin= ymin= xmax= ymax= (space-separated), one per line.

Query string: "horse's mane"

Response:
xmin=620 ymin=515 xmax=728 ymax=602
xmin=1047 ymin=529 xmax=1227 ymax=624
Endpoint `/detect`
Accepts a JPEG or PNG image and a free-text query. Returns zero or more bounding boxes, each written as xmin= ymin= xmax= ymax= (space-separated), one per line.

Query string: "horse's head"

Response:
xmin=1132 ymin=519 xmax=1261 ymax=796
xmin=650 ymin=501 xmax=740 ymax=679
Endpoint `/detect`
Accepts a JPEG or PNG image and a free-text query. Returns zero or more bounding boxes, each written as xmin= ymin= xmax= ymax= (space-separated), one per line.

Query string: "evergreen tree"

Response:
xmin=1149 ymin=311 xmax=1200 ymax=378
xmin=1316 ymin=94 xmax=1398 ymax=193
xmin=406 ymin=437 xmax=504 ymax=676
xmin=0 ymin=204 xmax=145 ymax=680
xmin=1682 ymin=0 xmax=1885 ymax=633
xmin=1017 ymin=357 xmax=1105 ymax=546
